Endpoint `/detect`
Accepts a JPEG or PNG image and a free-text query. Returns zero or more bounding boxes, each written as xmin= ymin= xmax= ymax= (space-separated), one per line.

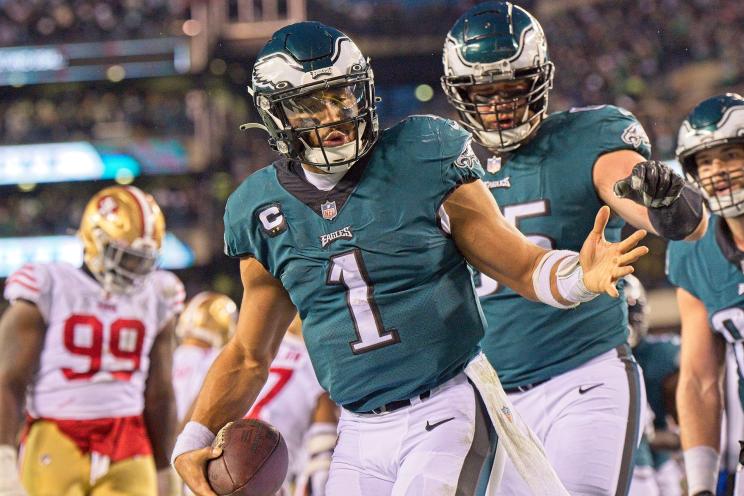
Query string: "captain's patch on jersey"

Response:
xmin=256 ymin=203 xmax=287 ymax=237
xmin=454 ymin=141 xmax=478 ymax=169
xmin=621 ymin=122 xmax=650 ymax=149
xmin=320 ymin=225 xmax=353 ymax=248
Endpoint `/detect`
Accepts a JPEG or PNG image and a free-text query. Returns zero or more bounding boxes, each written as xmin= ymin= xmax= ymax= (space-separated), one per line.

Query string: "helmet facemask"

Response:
xmin=91 ymin=228 xmax=159 ymax=294
xmin=254 ymin=71 xmax=378 ymax=173
xmin=680 ymin=140 xmax=744 ymax=219
xmin=443 ymin=63 xmax=553 ymax=152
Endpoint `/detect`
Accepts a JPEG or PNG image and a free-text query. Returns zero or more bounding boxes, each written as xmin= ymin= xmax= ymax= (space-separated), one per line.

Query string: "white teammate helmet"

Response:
xmin=676 ymin=93 xmax=744 ymax=218
xmin=442 ymin=1 xmax=553 ymax=153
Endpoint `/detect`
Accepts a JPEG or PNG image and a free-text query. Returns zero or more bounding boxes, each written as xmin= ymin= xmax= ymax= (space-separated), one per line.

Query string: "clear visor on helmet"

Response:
xmin=101 ymin=239 xmax=158 ymax=293
xmin=261 ymin=74 xmax=376 ymax=171
xmin=280 ymin=83 xmax=367 ymax=168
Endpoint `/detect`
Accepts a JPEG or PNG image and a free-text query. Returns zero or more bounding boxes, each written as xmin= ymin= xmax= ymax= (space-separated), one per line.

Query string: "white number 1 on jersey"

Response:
xmin=327 ymin=249 xmax=400 ymax=354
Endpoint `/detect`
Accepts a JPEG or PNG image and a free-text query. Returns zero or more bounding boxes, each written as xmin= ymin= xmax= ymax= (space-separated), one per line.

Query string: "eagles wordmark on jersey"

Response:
xmin=225 ymin=114 xmax=487 ymax=413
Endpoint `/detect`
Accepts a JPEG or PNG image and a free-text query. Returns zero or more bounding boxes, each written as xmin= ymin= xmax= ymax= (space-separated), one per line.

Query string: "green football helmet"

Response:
xmin=676 ymin=93 xmax=744 ymax=218
xmin=246 ymin=21 xmax=379 ymax=172
xmin=442 ymin=1 xmax=553 ymax=153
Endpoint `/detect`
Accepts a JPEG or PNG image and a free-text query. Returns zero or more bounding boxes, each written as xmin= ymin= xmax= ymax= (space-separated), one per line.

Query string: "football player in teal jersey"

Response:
xmin=667 ymin=93 xmax=744 ymax=496
xmin=626 ymin=275 xmax=682 ymax=496
xmin=170 ymin=21 xmax=650 ymax=496
xmin=441 ymin=2 xmax=707 ymax=495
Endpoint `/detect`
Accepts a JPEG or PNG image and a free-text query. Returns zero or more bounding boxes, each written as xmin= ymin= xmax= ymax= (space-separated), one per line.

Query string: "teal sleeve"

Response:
xmin=595 ymin=106 xmax=652 ymax=159
xmin=223 ymin=183 xmax=258 ymax=259
xmin=665 ymin=242 xmax=699 ymax=299
xmin=434 ymin=118 xmax=485 ymax=189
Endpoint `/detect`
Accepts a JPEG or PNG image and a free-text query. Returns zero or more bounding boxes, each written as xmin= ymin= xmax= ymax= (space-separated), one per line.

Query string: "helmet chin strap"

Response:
xmin=239 ymin=122 xmax=269 ymax=132
xmin=473 ymin=120 xmax=533 ymax=153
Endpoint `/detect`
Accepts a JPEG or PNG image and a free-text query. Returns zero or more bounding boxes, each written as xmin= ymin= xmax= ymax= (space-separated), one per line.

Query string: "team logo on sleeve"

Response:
xmin=454 ymin=142 xmax=478 ymax=169
xmin=257 ymin=203 xmax=287 ymax=237
xmin=320 ymin=226 xmax=353 ymax=248
xmin=621 ymin=122 xmax=651 ymax=149
xmin=321 ymin=201 xmax=338 ymax=221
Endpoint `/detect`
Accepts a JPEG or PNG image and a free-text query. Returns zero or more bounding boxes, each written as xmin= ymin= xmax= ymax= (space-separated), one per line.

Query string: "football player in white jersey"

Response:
xmin=173 ymin=291 xmax=239 ymax=424
xmin=245 ymin=315 xmax=338 ymax=496
xmin=173 ymin=296 xmax=337 ymax=496
xmin=0 ymin=185 xmax=185 ymax=496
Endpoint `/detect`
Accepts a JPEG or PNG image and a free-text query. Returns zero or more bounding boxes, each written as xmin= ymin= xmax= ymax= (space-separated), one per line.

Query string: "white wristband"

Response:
xmin=171 ymin=421 xmax=215 ymax=466
xmin=683 ymin=446 xmax=719 ymax=495
xmin=555 ymin=253 xmax=598 ymax=304
xmin=305 ymin=422 xmax=337 ymax=456
xmin=532 ymin=250 xmax=598 ymax=309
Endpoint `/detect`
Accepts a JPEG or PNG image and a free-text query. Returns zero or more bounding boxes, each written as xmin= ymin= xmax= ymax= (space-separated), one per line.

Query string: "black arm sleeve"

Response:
xmin=648 ymin=184 xmax=705 ymax=241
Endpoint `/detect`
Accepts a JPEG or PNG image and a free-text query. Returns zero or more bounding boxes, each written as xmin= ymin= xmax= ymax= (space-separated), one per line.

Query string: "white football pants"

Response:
xmin=494 ymin=346 xmax=645 ymax=496
xmin=326 ymin=373 xmax=495 ymax=496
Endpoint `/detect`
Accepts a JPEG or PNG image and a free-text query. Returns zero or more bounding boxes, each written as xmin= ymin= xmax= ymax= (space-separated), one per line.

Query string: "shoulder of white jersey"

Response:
xmin=146 ymin=269 xmax=186 ymax=327
xmin=4 ymin=262 xmax=49 ymax=302
xmin=2 ymin=262 xmax=79 ymax=322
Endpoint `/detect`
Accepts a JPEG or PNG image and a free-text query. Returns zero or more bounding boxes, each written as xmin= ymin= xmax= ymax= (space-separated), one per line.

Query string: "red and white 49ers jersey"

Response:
xmin=3 ymin=262 xmax=184 ymax=420
xmin=172 ymin=333 xmax=325 ymax=477
xmin=246 ymin=333 xmax=326 ymax=477
xmin=172 ymin=345 xmax=221 ymax=422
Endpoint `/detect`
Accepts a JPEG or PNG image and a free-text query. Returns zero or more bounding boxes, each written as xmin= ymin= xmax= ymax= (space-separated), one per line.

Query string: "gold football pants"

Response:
xmin=20 ymin=420 xmax=157 ymax=496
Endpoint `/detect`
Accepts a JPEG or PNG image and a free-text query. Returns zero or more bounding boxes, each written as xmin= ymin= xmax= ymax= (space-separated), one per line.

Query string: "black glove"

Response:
xmin=613 ymin=160 xmax=685 ymax=208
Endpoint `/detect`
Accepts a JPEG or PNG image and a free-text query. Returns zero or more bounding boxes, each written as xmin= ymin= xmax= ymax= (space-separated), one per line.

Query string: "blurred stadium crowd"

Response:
xmin=0 ymin=0 xmax=742 ymax=303
xmin=0 ymin=0 xmax=189 ymax=45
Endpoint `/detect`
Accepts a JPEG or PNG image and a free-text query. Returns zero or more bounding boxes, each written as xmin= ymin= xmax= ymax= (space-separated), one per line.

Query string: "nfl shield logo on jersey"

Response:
xmin=487 ymin=156 xmax=502 ymax=174
xmin=321 ymin=201 xmax=338 ymax=221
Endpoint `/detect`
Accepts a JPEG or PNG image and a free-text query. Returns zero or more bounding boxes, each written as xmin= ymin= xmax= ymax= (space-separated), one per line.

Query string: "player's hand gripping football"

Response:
xmin=579 ymin=206 xmax=648 ymax=298
xmin=173 ymin=445 xmax=222 ymax=496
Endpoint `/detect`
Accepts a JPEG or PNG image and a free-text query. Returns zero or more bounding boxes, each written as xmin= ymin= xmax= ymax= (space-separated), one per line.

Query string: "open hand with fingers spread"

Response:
xmin=579 ymin=206 xmax=649 ymax=297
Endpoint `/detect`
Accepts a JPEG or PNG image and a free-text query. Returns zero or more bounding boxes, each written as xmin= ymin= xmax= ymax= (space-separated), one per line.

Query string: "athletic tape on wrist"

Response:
xmin=683 ymin=446 xmax=719 ymax=495
xmin=555 ymin=253 xmax=598 ymax=304
xmin=171 ymin=421 xmax=215 ymax=466
xmin=532 ymin=250 xmax=597 ymax=309
xmin=306 ymin=422 xmax=337 ymax=456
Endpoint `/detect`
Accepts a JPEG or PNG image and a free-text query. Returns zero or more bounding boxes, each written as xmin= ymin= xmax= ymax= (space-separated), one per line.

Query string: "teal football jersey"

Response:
xmin=634 ymin=334 xmax=680 ymax=468
xmin=224 ymin=116 xmax=487 ymax=412
xmin=474 ymin=105 xmax=652 ymax=388
xmin=667 ymin=215 xmax=744 ymax=407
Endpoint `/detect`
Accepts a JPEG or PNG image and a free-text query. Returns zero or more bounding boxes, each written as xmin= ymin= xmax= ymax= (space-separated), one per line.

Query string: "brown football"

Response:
xmin=207 ymin=419 xmax=289 ymax=496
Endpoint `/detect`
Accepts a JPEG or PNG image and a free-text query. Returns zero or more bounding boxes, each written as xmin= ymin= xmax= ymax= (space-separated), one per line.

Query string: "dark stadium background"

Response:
xmin=0 ymin=0 xmax=742 ymax=333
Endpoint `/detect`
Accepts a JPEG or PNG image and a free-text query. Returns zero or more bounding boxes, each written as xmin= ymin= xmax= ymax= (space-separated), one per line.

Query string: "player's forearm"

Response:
xmin=677 ymin=374 xmax=722 ymax=450
xmin=144 ymin=387 xmax=176 ymax=469
xmin=190 ymin=341 xmax=271 ymax=433
xmin=0 ymin=383 xmax=24 ymax=445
